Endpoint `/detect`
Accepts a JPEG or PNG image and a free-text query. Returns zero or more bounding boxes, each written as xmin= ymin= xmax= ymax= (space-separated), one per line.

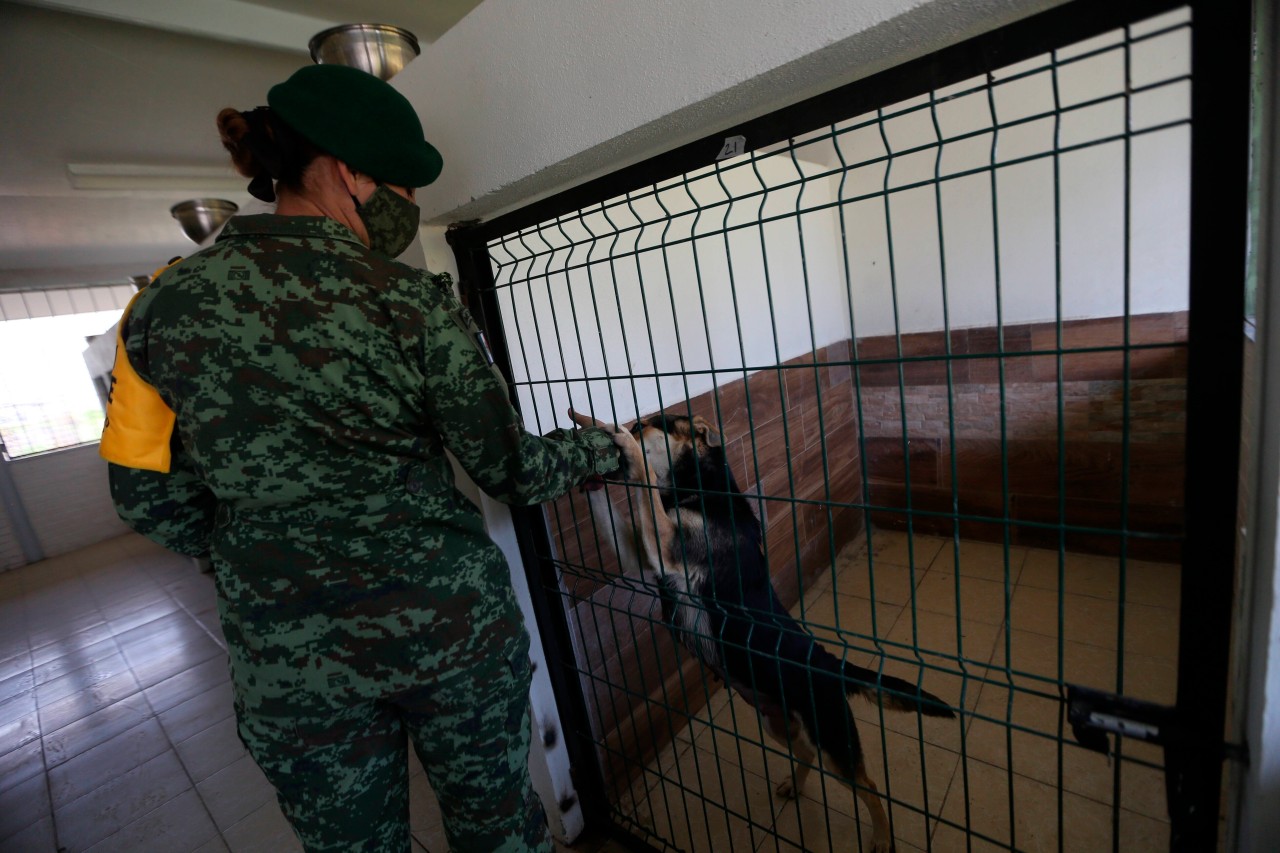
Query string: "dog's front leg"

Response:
xmin=568 ymin=408 xmax=679 ymax=578
xmin=583 ymin=484 xmax=642 ymax=576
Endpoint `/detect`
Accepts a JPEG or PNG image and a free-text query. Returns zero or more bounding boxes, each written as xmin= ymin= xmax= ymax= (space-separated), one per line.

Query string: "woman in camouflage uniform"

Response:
xmin=105 ymin=64 xmax=622 ymax=853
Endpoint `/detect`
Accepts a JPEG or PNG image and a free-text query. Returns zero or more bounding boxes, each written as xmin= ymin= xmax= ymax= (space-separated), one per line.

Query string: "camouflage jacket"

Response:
xmin=108 ymin=214 xmax=618 ymax=705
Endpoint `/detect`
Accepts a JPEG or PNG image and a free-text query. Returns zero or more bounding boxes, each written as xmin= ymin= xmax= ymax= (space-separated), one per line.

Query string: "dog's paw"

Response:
xmin=774 ymin=777 xmax=799 ymax=800
xmin=870 ymin=835 xmax=895 ymax=853
xmin=610 ymin=429 xmax=646 ymax=475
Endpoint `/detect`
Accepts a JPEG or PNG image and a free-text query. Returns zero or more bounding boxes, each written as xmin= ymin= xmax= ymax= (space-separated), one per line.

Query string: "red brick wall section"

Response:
xmin=858 ymin=312 xmax=1188 ymax=559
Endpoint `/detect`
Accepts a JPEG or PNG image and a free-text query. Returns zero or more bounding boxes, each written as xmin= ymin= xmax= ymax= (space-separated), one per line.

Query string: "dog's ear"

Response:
xmin=692 ymin=416 xmax=722 ymax=447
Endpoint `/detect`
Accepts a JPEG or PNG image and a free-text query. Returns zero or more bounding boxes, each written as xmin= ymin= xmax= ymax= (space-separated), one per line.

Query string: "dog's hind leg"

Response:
xmin=762 ymin=709 xmax=816 ymax=801
xmin=849 ymin=764 xmax=893 ymax=853
xmin=807 ymin=703 xmax=894 ymax=853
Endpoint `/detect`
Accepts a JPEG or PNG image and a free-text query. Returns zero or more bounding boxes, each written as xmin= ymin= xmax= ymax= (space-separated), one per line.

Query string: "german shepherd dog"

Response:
xmin=569 ymin=409 xmax=954 ymax=853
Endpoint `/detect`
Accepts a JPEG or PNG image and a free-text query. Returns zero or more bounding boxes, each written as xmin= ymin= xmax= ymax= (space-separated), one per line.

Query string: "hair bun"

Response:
xmin=217 ymin=108 xmax=259 ymax=180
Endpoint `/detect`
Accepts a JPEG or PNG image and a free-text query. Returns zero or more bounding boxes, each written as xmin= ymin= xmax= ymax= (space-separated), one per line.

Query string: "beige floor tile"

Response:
xmin=927 ymin=539 xmax=1029 ymax=585
xmin=937 ymin=755 xmax=1120 ymax=852
xmin=41 ymin=693 xmax=153 ymax=769
xmin=633 ymin=742 xmax=780 ymax=853
xmin=865 ymin=530 xmax=949 ymax=573
xmin=771 ymin=792 xmax=929 ymax=853
xmin=0 ymin=688 xmax=36 ymax=730
xmin=1020 ymin=548 xmax=1125 ymax=598
xmin=221 ymin=800 xmax=302 ymax=853
xmin=1020 ymin=549 xmax=1181 ymax=610
xmin=795 ymin=589 xmax=903 ymax=661
xmin=409 ymin=769 xmax=443 ymax=834
xmin=1119 ymin=805 xmax=1172 ymax=851
xmin=832 ymin=557 xmax=930 ymax=607
xmin=931 ymin=758 xmax=1172 ymax=850
xmin=413 ymin=822 xmax=449 ymax=853
xmin=0 ymin=814 xmax=56 ymax=853
xmin=1008 ymin=583 xmax=1180 ymax=667
xmin=1114 ymin=757 xmax=1171 ymax=823
xmin=1122 ymin=652 xmax=1178 ymax=705
xmin=1121 ymin=602 xmax=1180 ymax=661
xmin=1123 ymin=559 xmax=1182 ymax=610
xmin=0 ymin=738 xmax=43 ymax=794
xmin=48 ymin=718 xmax=170 ymax=808
xmin=689 ymin=692 xmax=850 ymax=810
xmin=36 ymin=666 xmax=142 ymax=733
xmin=35 ymin=652 xmax=134 ymax=708
xmin=0 ymin=649 xmax=31 ymax=685
xmin=1008 ymin=584 xmax=1119 ymax=649
xmin=963 ymin=686 xmax=1120 ymax=807
xmin=158 ymin=679 xmax=236 ymax=744
xmin=29 ymin=624 xmax=118 ymax=670
xmin=859 ymin=729 xmax=961 ymax=851
xmin=2 ymin=709 xmax=41 ymax=756
xmin=176 ymin=716 xmax=249 ymax=783
xmin=852 ymin=609 xmax=998 ymax=752
xmin=53 ymin=750 xmax=191 ymax=852
xmin=143 ymin=656 xmax=232 ymax=715
xmin=0 ymin=772 xmax=51 ymax=842
xmin=197 ymin=753 xmax=279 ymax=832
xmin=986 ymin=627 xmax=1119 ymax=692
xmin=31 ymin=636 xmax=119 ymax=688
xmin=81 ymin=788 xmax=221 ymax=853
xmin=912 ymin=570 xmax=1013 ymax=627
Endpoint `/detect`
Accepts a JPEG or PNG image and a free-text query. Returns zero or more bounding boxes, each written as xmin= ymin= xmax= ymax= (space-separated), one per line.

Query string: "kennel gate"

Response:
xmin=447 ymin=1 xmax=1251 ymax=850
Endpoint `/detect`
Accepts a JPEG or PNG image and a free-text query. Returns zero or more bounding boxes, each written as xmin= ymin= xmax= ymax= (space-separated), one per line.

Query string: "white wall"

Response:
xmin=837 ymin=13 xmax=1191 ymax=337
xmin=398 ymin=0 xmax=1071 ymax=227
xmin=490 ymin=157 xmax=849 ymax=432
xmin=454 ymin=10 xmax=1193 ymax=436
xmin=2 ymin=445 xmax=127 ymax=568
xmin=0 ymin=499 xmax=25 ymax=571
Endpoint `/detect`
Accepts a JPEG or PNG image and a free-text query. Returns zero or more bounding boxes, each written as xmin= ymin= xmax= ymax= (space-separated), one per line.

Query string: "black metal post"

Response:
xmin=1169 ymin=0 xmax=1254 ymax=849
xmin=446 ymin=226 xmax=626 ymax=842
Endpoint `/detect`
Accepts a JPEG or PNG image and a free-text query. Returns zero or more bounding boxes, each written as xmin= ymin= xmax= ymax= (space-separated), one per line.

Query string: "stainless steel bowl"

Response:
xmin=170 ymin=199 xmax=238 ymax=244
xmin=309 ymin=24 xmax=421 ymax=81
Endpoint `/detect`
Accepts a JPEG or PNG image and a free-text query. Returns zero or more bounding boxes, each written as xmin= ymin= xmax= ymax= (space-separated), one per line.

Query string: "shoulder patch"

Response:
xmin=229 ymin=268 xmax=250 ymax=281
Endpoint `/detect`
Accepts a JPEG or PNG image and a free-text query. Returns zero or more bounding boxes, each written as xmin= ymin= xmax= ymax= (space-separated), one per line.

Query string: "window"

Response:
xmin=0 ymin=286 xmax=134 ymax=458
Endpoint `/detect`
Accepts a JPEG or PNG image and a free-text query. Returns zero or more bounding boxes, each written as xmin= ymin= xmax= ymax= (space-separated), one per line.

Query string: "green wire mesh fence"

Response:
xmin=454 ymin=4 xmax=1225 ymax=851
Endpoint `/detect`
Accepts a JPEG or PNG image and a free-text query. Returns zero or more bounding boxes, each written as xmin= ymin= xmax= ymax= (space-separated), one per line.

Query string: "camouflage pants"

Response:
xmin=234 ymin=640 xmax=553 ymax=853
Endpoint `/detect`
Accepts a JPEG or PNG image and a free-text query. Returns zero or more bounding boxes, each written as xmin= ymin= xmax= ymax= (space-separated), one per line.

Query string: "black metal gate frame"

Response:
xmin=447 ymin=1 xmax=1252 ymax=849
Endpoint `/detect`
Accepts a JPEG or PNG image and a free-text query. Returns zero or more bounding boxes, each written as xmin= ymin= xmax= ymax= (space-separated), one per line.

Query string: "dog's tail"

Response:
xmin=841 ymin=660 xmax=956 ymax=718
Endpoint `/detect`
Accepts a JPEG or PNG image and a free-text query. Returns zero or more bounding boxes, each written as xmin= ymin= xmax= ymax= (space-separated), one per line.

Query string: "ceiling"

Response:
xmin=0 ymin=0 xmax=481 ymax=292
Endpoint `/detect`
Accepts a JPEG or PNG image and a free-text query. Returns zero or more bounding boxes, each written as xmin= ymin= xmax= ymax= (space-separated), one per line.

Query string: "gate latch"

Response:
xmin=1065 ymin=684 xmax=1178 ymax=754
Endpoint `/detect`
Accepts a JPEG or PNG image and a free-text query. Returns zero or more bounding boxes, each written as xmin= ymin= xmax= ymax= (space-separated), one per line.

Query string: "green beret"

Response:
xmin=268 ymin=64 xmax=443 ymax=188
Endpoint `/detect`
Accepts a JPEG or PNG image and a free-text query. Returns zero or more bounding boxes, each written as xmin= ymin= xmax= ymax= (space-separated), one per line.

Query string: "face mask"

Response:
xmin=354 ymin=184 xmax=420 ymax=258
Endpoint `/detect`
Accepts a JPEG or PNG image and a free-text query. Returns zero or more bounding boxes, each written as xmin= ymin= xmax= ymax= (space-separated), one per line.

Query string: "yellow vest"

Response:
xmin=99 ymin=264 xmax=179 ymax=472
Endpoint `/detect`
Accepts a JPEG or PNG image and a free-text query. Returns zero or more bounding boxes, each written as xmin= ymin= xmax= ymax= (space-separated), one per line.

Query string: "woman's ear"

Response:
xmin=333 ymin=159 xmax=364 ymax=197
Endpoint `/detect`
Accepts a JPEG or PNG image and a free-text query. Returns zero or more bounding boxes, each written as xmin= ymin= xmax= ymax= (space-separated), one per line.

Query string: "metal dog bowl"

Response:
xmin=170 ymin=199 xmax=238 ymax=244
xmin=309 ymin=24 xmax=421 ymax=80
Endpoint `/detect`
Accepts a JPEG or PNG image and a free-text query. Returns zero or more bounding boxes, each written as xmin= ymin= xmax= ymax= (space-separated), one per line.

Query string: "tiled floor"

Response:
xmin=0 ymin=534 xmax=627 ymax=853
xmin=613 ymin=529 xmax=1181 ymax=852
